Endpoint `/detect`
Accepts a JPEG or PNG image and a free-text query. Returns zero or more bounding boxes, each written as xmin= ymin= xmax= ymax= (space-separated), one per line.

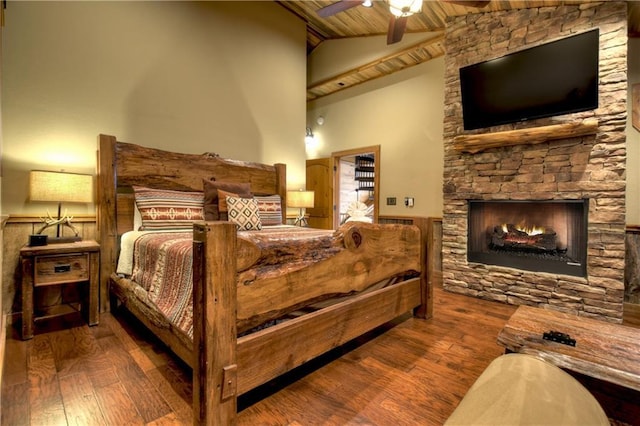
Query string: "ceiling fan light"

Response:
xmin=388 ymin=0 xmax=422 ymax=17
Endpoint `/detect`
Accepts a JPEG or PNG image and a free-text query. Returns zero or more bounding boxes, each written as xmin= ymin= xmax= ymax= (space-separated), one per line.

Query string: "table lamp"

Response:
xmin=287 ymin=190 xmax=314 ymax=227
xmin=29 ymin=170 xmax=93 ymax=244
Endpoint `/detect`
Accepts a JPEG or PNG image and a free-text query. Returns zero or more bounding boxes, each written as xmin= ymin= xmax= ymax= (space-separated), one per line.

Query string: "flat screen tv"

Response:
xmin=459 ymin=28 xmax=599 ymax=131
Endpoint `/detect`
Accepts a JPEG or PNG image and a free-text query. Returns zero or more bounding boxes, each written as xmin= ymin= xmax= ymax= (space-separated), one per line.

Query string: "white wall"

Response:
xmin=1 ymin=1 xmax=307 ymax=215
xmin=307 ymin=34 xmax=445 ymax=218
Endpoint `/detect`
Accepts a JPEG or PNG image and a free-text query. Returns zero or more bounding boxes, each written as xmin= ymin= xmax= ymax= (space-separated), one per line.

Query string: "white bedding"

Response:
xmin=117 ymin=229 xmax=185 ymax=275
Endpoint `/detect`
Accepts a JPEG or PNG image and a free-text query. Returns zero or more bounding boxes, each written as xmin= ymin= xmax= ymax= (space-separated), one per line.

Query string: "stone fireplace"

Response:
xmin=442 ymin=2 xmax=628 ymax=322
xmin=467 ymin=199 xmax=588 ymax=277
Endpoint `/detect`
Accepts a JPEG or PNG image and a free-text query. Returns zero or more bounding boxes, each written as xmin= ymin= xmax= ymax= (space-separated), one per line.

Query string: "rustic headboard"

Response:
xmin=96 ymin=133 xmax=286 ymax=311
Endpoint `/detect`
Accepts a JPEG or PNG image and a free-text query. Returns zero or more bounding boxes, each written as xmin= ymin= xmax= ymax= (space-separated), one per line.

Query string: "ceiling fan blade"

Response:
xmin=317 ymin=0 xmax=363 ymax=18
xmin=387 ymin=15 xmax=408 ymax=45
xmin=441 ymin=0 xmax=490 ymax=7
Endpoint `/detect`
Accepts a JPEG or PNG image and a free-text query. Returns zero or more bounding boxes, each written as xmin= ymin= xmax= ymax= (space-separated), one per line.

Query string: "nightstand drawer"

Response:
xmin=34 ymin=253 xmax=89 ymax=286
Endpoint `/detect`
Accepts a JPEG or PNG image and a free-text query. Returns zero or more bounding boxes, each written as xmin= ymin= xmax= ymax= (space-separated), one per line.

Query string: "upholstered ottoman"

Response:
xmin=445 ymin=353 xmax=608 ymax=425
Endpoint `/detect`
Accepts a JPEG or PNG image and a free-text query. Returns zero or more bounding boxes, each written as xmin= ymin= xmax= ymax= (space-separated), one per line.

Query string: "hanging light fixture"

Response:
xmin=305 ymin=127 xmax=315 ymax=147
xmin=388 ymin=0 xmax=422 ymax=17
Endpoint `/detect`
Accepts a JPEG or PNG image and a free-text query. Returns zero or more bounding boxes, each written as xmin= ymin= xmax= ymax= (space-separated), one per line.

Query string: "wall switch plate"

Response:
xmin=387 ymin=197 xmax=396 ymax=205
xmin=405 ymin=197 xmax=414 ymax=207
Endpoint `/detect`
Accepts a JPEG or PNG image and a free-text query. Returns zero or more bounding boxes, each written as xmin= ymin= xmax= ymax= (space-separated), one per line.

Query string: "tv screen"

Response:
xmin=459 ymin=28 xmax=599 ymax=131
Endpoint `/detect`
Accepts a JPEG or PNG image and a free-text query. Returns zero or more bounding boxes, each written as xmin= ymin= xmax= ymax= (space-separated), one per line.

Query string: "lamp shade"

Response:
xmin=287 ymin=190 xmax=315 ymax=209
xmin=29 ymin=170 xmax=94 ymax=203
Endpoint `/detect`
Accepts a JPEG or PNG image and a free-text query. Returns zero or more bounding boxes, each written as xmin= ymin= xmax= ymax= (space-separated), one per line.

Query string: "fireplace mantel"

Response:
xmin=453 ymin=118 xmax=598 ymax=154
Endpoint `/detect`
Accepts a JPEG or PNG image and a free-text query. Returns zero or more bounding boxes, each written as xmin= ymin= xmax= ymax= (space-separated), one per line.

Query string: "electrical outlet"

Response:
xmin=404 ymin=197 xmax=414 ymax=207
xmin=387 ymin=197 xmax=396 ymax=206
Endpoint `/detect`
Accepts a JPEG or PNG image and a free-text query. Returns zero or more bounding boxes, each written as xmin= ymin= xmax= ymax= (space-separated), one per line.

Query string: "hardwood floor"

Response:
xmin=2 ymin=286 xmax=637 ymax=425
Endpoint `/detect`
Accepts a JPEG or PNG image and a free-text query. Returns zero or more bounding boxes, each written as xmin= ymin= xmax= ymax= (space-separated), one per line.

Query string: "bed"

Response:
xmin=96 ymin=133 xmax=432 ymax=424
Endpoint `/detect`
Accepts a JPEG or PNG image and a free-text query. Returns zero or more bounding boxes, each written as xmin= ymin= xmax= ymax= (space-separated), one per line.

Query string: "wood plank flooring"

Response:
xmin=2 ymin=286 xmax=638 ymax=425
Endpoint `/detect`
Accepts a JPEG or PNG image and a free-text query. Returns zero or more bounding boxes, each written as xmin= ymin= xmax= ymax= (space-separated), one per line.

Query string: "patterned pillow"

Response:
xmin=226 ymin=196 xmax=262 ymax=231
xmin=133 ymin=186 xmax=204 ymax=230
xmin=254 ymin=195 xmax=282 ymax=226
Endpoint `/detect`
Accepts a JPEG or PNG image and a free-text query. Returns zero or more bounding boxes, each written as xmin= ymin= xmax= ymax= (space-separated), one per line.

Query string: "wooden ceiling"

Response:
xmin=277 ymin=1 xmax=640 ymax=101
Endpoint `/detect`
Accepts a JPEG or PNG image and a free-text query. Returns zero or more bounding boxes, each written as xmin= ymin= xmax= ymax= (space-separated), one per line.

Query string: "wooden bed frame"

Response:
xmin=97 ymin=134 xmax=432 ymax=424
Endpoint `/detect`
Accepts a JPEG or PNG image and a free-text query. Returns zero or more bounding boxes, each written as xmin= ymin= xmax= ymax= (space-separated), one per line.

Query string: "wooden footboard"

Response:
xmin=192 ymin=221 xmax=426 ymax=424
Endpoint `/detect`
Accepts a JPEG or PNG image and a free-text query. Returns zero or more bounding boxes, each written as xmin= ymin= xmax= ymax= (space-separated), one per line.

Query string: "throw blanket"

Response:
xmin=131 ymin=232 xmax=194 ymax=338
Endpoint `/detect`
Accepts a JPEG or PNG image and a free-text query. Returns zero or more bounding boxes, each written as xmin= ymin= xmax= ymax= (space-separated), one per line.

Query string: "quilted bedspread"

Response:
xmin=128 ymin=226 xmax=338 ymax=339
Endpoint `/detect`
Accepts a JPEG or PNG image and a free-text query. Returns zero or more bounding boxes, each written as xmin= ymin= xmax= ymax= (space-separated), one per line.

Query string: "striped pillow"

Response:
xmin=226 ymin=196 xmax=262 ymax=231
xmin=133 ymin=186 xmax=204 ymax=230
xmin=254 ymin=195 xmax=283 ymax=226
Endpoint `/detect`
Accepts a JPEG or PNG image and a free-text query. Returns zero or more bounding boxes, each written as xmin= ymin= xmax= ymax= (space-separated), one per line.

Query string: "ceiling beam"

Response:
xmin=307 ymin=33 xmax=445 ymax=101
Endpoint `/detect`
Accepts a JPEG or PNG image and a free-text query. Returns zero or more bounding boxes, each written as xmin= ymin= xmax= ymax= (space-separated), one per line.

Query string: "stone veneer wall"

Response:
xmin=442 ymin=2 xmax=628 ymax=322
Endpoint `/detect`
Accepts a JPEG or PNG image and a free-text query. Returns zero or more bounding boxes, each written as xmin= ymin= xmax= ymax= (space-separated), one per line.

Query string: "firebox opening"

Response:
xmin=467 ymin=200 xmax=588 ymax=277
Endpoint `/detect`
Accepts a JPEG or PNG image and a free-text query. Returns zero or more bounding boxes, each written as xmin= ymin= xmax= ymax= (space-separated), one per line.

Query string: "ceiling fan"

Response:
xmin=317 ymin=0 xmax=490 ymax=45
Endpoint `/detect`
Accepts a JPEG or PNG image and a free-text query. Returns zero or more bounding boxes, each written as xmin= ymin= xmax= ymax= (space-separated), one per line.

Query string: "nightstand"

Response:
xmin=20 ymin=240 xmax=100 ymax=340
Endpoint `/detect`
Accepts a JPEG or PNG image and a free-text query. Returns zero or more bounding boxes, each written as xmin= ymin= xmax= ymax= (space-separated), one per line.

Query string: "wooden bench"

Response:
xmin=497 ymin=305 xmax=640 ymax=392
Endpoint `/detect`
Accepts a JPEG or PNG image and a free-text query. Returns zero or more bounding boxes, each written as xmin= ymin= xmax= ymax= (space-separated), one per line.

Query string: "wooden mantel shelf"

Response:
xmin=453 ymin=118 xmax=599 ymax=154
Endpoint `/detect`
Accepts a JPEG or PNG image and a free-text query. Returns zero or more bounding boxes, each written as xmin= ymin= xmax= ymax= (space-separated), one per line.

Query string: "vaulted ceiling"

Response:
xmin=276 ymin=1 xmax=640 ymax=101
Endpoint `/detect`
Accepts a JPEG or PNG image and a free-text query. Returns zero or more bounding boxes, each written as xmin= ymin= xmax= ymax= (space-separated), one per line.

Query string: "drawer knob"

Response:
xmin=54 ymin=264 xmax=72 ymax=273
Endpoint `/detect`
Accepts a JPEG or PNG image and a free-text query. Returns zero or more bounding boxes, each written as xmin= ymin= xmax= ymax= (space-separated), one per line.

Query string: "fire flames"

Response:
xmin=501 ymin=223 xmax=546 ymax=236
xmin=492 ymin=222 xmax=557 ymax=252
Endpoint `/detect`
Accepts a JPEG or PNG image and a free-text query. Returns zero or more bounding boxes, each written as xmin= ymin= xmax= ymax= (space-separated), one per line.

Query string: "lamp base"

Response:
xmin=293 ymin=215 xmax=308 ymax=227
xmin=35 ymin=213 xmax=82 ymax=244
xmin=293 ymin=207 xmax=309 ymax=227
xmin=48 ymin=236 xmax=82 ymax=244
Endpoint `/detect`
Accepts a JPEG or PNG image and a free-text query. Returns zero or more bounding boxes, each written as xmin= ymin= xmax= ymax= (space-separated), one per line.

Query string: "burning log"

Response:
xmin=491 ymin=224 xmax=557 ymax=252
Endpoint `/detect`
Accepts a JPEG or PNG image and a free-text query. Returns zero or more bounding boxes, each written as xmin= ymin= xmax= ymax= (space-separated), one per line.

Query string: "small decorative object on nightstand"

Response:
xmin=20 ymin=240 xmax=100 ymax=340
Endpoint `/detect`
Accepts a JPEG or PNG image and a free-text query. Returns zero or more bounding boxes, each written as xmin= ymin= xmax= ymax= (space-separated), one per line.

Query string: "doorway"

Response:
xmin=331 ymin=146 xmax=380 ymax=229
xmin=305 ymin=158 xmax=333 ymax=229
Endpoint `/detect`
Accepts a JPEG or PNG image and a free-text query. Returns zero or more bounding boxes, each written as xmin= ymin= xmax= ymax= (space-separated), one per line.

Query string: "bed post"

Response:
xmin=412 ymin=217 xmax=433 ymax=319
xmin=274 ymin=163 xmax=287 ymax=224
xmin=97 ymin=134 xmax=118 ymax=312
xmin=193 ymin=222 xmax=238 ymax=425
